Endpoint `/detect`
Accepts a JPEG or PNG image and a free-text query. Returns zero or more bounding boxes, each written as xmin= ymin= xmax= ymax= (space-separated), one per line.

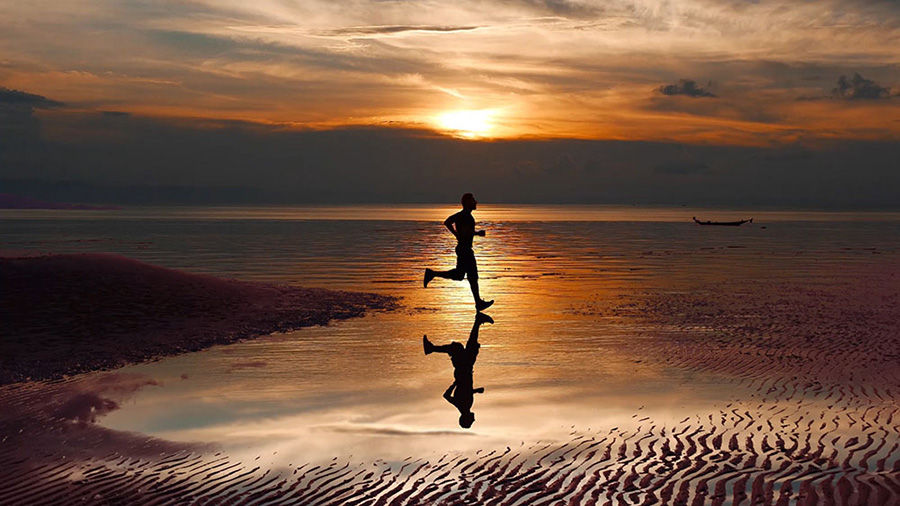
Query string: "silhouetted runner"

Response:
xmin=423 ymin=312 xmax=493 ymax=428
xmin=424 ymin=193 xmax=494 ymax=311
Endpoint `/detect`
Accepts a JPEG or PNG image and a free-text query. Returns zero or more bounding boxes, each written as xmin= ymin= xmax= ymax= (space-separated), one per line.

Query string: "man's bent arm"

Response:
xmin=443 ymin=382 xmax=457 ymax=402
xmin=444 ymin=215 xmax=458 ymax=238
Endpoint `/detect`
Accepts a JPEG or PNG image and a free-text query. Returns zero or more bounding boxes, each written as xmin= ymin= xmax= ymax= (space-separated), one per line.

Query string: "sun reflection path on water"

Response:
xmin=96 ymin=224 xmax=783 ymax=462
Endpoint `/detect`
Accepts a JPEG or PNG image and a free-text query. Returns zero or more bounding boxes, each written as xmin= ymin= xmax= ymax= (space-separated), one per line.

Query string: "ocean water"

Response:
xmin=3 ymin=205 xmax=899 ymax=464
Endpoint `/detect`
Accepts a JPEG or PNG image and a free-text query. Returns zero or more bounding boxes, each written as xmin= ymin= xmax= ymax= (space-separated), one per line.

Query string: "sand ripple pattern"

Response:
xmin=1 ymin=387 xmax=897 ymax=505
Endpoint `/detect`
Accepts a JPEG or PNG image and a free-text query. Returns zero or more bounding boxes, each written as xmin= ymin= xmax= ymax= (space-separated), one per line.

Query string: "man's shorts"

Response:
xmin=450 ymin=340 xmax=478 ymax=371
xmin=455 ymin=245 xmax=478 ymax=279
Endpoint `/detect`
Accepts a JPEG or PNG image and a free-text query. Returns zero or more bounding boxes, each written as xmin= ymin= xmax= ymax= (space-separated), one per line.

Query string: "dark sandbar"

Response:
xmin=0 ymin=253 xmax=398 ymax=384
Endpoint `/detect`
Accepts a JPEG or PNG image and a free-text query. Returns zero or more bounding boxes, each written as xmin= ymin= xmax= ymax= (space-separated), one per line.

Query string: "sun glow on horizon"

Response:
xmin=435 ymin=109 xmax=496 ymax=138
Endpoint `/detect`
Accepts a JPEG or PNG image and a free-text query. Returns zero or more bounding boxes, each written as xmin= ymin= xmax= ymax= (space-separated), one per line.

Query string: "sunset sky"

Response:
xmin=1 ymin=0 xmax=899 ymax=205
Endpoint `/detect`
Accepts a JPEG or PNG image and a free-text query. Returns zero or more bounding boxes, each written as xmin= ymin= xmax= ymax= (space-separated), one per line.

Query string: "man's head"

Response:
xmin=461 ymin=193 xmax=477 ymax=211
xmin=459 ymin=411 xmax=475 ymax=428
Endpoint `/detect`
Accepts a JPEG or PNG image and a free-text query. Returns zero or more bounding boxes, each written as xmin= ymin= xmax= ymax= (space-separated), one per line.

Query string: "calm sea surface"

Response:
xmin=3 ymin=205 xmax=899 ymax=463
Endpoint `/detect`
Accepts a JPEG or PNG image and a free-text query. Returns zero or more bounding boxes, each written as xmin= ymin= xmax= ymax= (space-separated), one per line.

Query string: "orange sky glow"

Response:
xmin=1 ymin=0 xmax=898 ymax=145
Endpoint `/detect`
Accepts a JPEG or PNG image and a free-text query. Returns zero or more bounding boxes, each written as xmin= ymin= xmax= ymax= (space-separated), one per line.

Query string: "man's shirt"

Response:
xmin=447 ymin=211 xmax=476 ymax=249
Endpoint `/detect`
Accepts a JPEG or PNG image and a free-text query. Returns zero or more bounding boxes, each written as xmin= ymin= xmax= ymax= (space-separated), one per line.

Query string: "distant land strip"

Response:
xmin=0 ymin=193 xmax=120 ymax=210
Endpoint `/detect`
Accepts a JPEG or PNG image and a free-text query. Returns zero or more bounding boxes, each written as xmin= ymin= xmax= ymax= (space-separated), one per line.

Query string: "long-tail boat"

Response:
xmin=692 ymin=216 xmax=753 ymax=226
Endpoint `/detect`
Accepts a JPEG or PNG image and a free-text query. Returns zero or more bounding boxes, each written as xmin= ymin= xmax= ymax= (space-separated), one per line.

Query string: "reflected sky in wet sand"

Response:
xmin=9 ymin=205 xmax=886 ymax=465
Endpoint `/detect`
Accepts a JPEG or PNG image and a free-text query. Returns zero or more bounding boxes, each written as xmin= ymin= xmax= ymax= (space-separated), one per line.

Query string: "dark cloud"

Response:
xmin=831 ymin=73 xmax=891 ymax=100
xmin=327 ymin=25 xmax=481 ymax=36
xmin=2 ymin=105 xmax=899 ymax=209
xmin=653 ymin=161 xmax=710 ymax=175
xmin=761 ymin=148 xmax=813 ymax=161
xmin=0 ymin=87 xmax=64 ymax=109
xmin=658 ymin=80 xmax=716 ymax=98
xmin=0 ymin=89 xmax=62 ymax=173
xmin=100 ymin=110 xmax=131 ymax=118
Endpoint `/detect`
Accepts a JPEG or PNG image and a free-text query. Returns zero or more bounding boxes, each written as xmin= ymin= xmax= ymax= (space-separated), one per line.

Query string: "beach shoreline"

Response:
xmin=0 ymin=252 xmax=399 ymax=385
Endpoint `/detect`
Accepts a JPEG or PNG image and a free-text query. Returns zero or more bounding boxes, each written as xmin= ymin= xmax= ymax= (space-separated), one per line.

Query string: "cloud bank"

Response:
xmin=2 ymin=107 xmax=898 ymax=208
xmin=0 ymin=88 xmax=64 ymax=109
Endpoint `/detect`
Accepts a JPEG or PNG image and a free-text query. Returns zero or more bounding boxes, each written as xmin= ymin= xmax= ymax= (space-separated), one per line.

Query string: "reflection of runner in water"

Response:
xmin=424 ymin=193 xmax=494 ymax=312
xmin=423 ymin=312 xmax=493 ymax=428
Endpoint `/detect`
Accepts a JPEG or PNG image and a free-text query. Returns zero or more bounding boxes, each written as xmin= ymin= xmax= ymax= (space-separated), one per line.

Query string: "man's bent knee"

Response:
xmin=449 ymin=269 xmax=466 ymax=281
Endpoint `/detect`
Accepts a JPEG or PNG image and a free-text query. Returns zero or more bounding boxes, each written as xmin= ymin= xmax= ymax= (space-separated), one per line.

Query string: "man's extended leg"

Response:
xmin=424 ymin=259 xmax=466 ymax=287
xmin=423 ymin=336 xmax=463 ymax=355
xmin=427 ymin=267 xmax=464 ymax=282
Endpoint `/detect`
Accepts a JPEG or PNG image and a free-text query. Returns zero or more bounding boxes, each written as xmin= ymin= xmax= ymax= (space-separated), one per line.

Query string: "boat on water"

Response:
xmin=692 ymin=216 xmax=753 ymax=226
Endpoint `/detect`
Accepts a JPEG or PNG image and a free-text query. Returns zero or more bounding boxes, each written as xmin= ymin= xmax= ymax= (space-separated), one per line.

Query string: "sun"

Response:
xmin=435 ymin=109 xmax=495 ymax=138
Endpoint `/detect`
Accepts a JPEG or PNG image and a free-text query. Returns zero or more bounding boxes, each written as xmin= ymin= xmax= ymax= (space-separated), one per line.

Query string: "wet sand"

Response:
xmin=0 ymin=253 xmax=398 ymax=384
xmin=1 ymin=260 xmax=897 ymax=504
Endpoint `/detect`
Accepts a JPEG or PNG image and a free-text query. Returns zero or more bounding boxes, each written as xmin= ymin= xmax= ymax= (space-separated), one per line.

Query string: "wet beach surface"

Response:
xmin=1 ymin=205 xmax=899 ymax=504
